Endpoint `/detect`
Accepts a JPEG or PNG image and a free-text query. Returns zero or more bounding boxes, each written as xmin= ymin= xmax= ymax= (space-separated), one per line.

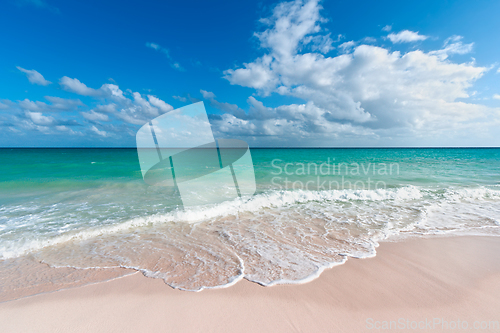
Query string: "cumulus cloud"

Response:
xmin=60 ymin=77 xmax=101 ymax=96
xmin=339 ymin=40 xmax=356 ymax=53
xmin=0 ymin=96 xmax=83 ymax=139
xmin=95 ymin=104 xmax=117 ymax=113
xmin=173 ymin=95 xmax=187 ymax=102
xmin=81 ymin=110 xmax=109 ymax=122
xmin=429 ymin=35 xmax=474 ymax=60
xmin=63 ymin=84 xmax=174 ymax=126
xmin=387 ymin=30 xmax=428 ymax=43
xmin=200 ymin=90 xmax=216 ymax=99
xmin=220 ymin=0 xmax=496 ymax=145
xmin=60 ymin=77 xmax=126 ymax=100
xmin=146 ymin=42 xmax=185 ymax=71
xmin=211 ymin=97 xmax=374 ymax=145
xmin=16 ymin=97 xmax=83 ymax=113
xmin=92 ymin=89 xmax=173 ymax=126
xmin=493 ymin=94 xmax=500 ymax=100
xmin=19 ymin=99 xmax=46 ymax=112
xmin=148 ymin=95 xmax=173 ymax=113
xmin=363 ymin=37 xmax=377 ymax=43
xmin=2 ymin=74 xmax=176 ymax=140
xmin=224 ymin=55 xmax=278 ymax=92
xmin=382 ymin=25 xmax=392 ymax=32
xmin=90 ymin=125 xmax=108 ymax=137
xmin=44 ymin=96 xmax=83 ymax=111
xmin=255 ymin=0 xmax=329 ymax=57
xmin=25 ymin=111 xmax=55 ymax=126
xmin=17 ymin=66 xmax=51 ymax=86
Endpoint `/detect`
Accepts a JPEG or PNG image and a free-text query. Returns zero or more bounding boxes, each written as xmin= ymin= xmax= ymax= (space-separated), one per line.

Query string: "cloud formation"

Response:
xmin=219 ymin=0 xmax=497 ymax=146
xmin=17 ymin=66 xmax=51 ymax=86
xmin=3 ymin=0 xmax=498 ymax=147
xmin=386 ymin=30 xmax=428 ymax=43
xmin=1 ymin=71 xmax=175 ymax=143
xmin=59 ymin=77 xmax=124 ymax=98
xmin=81 ymin=110 xmax=109 ymax=122
xmin=429 ymin=36 xmax=474 ymax=60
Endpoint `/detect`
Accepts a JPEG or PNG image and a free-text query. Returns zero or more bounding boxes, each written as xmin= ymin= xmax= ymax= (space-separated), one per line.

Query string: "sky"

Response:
xmin=1 ymin=0 xmax=499 ymax=147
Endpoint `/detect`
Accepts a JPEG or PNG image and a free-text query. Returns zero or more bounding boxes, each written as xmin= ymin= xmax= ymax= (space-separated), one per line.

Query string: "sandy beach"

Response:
xmin=1 ymin=235 xmax=499 ymax=332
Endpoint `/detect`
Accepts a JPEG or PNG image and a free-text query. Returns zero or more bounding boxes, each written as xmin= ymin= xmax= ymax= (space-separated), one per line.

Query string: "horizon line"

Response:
xmin=1 ymin=147 xmax=500 ymax=149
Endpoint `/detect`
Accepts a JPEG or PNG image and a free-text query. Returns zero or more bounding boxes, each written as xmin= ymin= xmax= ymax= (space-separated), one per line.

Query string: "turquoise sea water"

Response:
xmin=1 ymin=148 xmax=500 ymax=292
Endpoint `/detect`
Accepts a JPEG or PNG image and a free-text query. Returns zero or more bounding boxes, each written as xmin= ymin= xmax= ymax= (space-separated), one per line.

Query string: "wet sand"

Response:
xmin=1 ymin=236 xmax=499 ymax=332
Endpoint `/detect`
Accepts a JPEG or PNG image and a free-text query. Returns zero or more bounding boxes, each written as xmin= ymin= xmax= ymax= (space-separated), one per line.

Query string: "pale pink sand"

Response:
xmin=1 ymin=236 xmax=499 ymax=332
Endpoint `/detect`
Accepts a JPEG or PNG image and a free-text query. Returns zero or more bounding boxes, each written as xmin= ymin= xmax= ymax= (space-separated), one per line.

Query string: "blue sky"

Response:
xmin=1 ymin=0 xmax=499 ymax=147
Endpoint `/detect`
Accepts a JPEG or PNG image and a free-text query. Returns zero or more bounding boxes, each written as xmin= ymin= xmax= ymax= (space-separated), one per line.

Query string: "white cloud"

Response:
xmin=55 ymin=125 xmax=70 ymax=131
xmin=59 ymin=76 xmax=174 ymax=126
xmin=25 ymin=111 xmax=55 ymax=126
xmin=148 ymin=95 xmax=173 ymax=113
xmin=81 ymin=110 xmax=109 ymax=122
xmin=211 ymin=98 xmax=373 ymax=144
xmin=19 ymin=99 xmax=46 ymax=111
xmin=3 ymin=74 xmax=179 ymax=140
xmin=103 ymin=84 xmax=124 ymax=99
xmin=224 ymin=55 xmax=278 ymax=93
xmin=387 ymin=30 xmax=428 ymax=43
xmin=60 ymin=77 xmax=101 ymax=96
xmin=95 ymin=104 xmax=117 ymax=113
xmin=429 ymin=36 xmax=474 ymax=60
xmin=0 ymin=98 xmax=84 ymax=137
xmin=16 ymin=97 xmax=83 ymax=114
xmin=339 ymin=40 xmax=356 ymax=53
xmin=90 ymin=125 xmax=108 ymax=137
xmin=220 ymin=0 xmax=496 ymax=145
xmin=363 ymin=37 xmax=377 ymax=43
xmin=44 ymin=96 xmax=83 ymax=111
xmin=306 ymin=34 xmax=334 ymax=53
xmin=382 ymin=25 xmax=392 ymax=32
xmin=173 ymin=95 xmax=187 ymax=102
xmin=131 ymin=92 xmax=160 ymax=117
xmin=60 ymin=77 xmax=125 ymax=100
xmin=255 ymin=0 xmax=327 ymax=57
xmin=493 ymin=94 xmax=500 ymax=100
xmin=17 ymin=66 xmax=51 ymax=86
xmin=200 ymin=90 xmax=216 ymax=99
xmin=115 ymin=109 xmax=149 ymax=125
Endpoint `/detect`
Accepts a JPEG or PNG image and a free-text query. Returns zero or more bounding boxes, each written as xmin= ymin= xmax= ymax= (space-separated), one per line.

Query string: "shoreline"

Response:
xmin=1 ymin=235 xmax=499 ymax=332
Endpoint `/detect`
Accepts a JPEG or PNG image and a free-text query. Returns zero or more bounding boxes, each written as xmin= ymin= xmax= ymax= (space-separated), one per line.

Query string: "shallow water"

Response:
xmin=1 ymin=148 xmax=499 ymax=293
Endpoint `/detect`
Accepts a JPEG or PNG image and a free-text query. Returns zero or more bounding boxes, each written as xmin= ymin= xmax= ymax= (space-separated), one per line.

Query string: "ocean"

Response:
xmin=1 ymin=148 xmax=499 ymax=294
